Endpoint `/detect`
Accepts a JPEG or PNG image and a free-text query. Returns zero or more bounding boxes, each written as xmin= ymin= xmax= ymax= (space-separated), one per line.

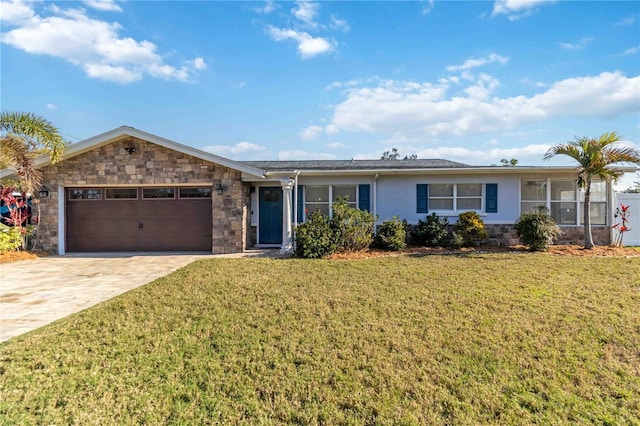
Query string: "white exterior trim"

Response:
xmin=57 ymin=184 xmax=65 ymax=255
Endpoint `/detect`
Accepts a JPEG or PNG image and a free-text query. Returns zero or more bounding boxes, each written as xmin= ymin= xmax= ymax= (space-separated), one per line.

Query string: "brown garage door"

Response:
xmin=66 ymin=187 xmax=213 ymax=252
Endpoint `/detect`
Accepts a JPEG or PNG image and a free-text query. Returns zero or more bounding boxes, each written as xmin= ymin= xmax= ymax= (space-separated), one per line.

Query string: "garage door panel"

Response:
xmin=66 ymin=188 xmax=212 ymax=252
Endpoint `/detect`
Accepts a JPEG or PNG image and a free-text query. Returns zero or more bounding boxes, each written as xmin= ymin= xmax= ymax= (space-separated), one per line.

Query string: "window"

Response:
xmin=582 ymin=180 xmax=607 ymax=225
xmin=142 ymin=188 xmax=175 ymax=199
xmin=550 ymin=180 xmax=576 ymax=225
xmin=303 ymin=185 xmax=358 ymax=218
xmin=428 ymin=184 xmax=482 ymax=212
xmin=520 ymin=179 xmax=547 ymax=214
xmin=69 ymin=188 xmax=102 ymax=200
xmin=305 ymin=186 xmax=329 ymax=216
xmin=520 ymin=179 xmax=608 ymax=226
xmin=106 ymin=188 xmax=138 ymax=199
xmin=179 ymin=187 xmax=212 ymax=198
xmin=333 ymin=186 xmax=356 ymax=208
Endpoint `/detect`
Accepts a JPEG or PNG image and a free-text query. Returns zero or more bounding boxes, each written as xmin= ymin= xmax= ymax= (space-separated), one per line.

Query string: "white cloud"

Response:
xmin=621 ymin=46 xmax=639 ymax=56
xmin=327 ymin=142 xmax=346 ymax=149
xmin=330 ymin=15 xmax=350 ymax=32
xmin=82 ymin=0 xmax=122 ymax=12
xmin=1 ymin=2 xmax=205 ymax=84
xmin=266 ymin=26 xmax=335 ymax=58
xmin=492 ymin=0 xmax=555 ymax=20
xmin=202 ymin=142 xmax=267 ymax=157
xmin=557 ymin=37 xmax=593 ymax=50
xmin=231 ymin=81 xmax=246 ymax=90
xmin=322 ymin=71 xmax=640 ymax=140
xmin=446 ymin=53 xmax=509 ymax=72
xmin=421 ymin=0 xmax=435 ymax=15
xmin=278 ymin=150 xmax=337 ymax=160
xmin=0 ymin=0 xmax=34 ymax=23
xmin=253 ymin=1 xmax=278 ymax=14
xmin=46 ymin=103 xmax=57 ymax=110
xmin=614 ymin=16 xmax=635 ymax=26
xmin=300 ymin=125 xmax=323 ymax=140
xmin=292 ymin=1 xmax=320 ymax=27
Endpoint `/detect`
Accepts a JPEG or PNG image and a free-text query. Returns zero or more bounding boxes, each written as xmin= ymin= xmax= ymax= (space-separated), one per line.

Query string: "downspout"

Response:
xmin=373 ymin=173 xmax=379 ymax=233
xmin=293 ymin=170 xmax=300 ymax=249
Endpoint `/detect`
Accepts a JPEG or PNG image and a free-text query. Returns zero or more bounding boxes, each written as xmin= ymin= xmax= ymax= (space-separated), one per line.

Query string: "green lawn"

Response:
xmin=1 ymin=254 xmax=639 ymax=424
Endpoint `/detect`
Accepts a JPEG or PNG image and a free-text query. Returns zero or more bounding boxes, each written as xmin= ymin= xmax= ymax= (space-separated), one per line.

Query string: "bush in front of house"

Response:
xmin=294 ymin=211 xmax=339 ymax=258
xmin=331 ymin=198 xmax=377 ymax=251
xmin=454 ymin=211 xmax=488 ymax=247
xmin=514 ymin=209 xmax=561 ymax=251
xmin=373 ymin=216 xmax=407 ymax=251
xmin=412 ymin=213 xmax=449 ymax=247
xmin=0 ymin=224 xmax=23 ymax=252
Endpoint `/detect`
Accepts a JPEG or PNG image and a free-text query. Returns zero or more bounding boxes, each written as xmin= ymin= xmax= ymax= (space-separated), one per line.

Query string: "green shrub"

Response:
xmin=373 ymin=216 xmax=406 ymax=251
xmin=294 ymin=211 xmax=338 ymax=258
xmin=412 ymin=213 xmax=449 ymax=247
xmin=514 ymin=209 xmax=561 ymax=251
xmin=0 ymin=225 xmax=23 ymax=252
xmin=449 ymin=232 xmax=465 ymax=249
xmin=331 ymin=198 xmax=376 ymax=251
xmin=454 ymin=211 xmax=488 ymax=247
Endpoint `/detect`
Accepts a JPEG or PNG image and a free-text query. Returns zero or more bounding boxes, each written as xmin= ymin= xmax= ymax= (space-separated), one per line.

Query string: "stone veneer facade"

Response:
xmin=38 ymin=137 xmax=251 ymax=254
xmin=402 ymin=223 xmax=611 ymax=247
xmin=483 ymin=224 xmax=611 ymax=246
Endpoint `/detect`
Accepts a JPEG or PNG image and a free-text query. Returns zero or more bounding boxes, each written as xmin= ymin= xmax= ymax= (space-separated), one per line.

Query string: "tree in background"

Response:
xmin=381 ymin=148 xmax=417 ymax=160
xmin=500 ymin=158 xmax=518 ymax=166
xmin=1 ymin=112 xmax=67 ymax=192
xmin=544 ymin=132 xmax=640 ymax=249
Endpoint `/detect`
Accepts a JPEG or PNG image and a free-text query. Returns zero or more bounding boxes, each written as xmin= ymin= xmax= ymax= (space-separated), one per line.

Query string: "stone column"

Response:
xmin=280 ymin=179 xmax=294 ymax=254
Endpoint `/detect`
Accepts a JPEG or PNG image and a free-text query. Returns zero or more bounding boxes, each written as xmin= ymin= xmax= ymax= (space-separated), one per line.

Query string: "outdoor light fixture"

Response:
xmin=216 ymin=183 xmax=225 ymax=195
xmin=124 ymin=147 xmax=136 ymax=154
xmin=38 ymin=186 xmax=50 ymax=198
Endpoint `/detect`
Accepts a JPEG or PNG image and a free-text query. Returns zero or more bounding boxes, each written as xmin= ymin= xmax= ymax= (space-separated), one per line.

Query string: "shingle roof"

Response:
xmin=241 ymin=159 xmax=471 ymax=171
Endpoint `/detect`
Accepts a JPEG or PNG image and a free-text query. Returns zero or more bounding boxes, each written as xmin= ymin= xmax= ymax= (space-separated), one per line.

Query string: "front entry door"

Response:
xmin=259 ymin=187 xmax=283 ymax=244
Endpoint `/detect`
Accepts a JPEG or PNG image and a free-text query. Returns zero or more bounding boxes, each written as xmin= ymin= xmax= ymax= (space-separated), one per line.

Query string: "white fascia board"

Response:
xmin=31 ymin=126 xmax=266 ymax=178
xmin=252 ymin=166 xmax=639 ymax=178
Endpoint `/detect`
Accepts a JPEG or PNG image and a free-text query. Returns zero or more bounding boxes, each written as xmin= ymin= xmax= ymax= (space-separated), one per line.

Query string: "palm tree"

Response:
xmin=544 ymin=132 xmax=640 ymax=249
xmin=0 ymin=112 xmax=67 ymax=192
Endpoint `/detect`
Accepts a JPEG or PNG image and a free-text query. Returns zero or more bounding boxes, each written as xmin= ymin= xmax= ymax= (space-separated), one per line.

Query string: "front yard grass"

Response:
xmin=1 ymin=254 xmax=639 ymax=424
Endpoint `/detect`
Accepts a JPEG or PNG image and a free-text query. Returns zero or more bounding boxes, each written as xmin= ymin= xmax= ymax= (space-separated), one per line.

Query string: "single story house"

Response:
xmin=10 ymin=126 xmax=634 ymax=254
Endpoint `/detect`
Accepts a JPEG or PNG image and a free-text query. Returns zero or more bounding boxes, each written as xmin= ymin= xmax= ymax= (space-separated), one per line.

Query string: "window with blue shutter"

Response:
xmin=417 ymin=184 xmax=428 ymax=213
xmin=358 ymin=184 xmax=370 ymax=211
xmin=485 ymin=183 xmax=498 ymax=213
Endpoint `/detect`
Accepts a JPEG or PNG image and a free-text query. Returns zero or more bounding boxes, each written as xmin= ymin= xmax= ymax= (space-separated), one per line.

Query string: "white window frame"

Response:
xmin=428 ymin=183 xmax=484 ymax=213
xmin=302 ymin=184 xmax=358 ymax=221
xmin=519 ymin=178 xmax=608 ymax=226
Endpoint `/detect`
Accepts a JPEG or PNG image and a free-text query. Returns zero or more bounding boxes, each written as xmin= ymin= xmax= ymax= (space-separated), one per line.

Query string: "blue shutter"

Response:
xmin=297 ymin=185 xmax=305 ymax=221
xmin=358 ymin=184 xmax=371 ymax=211
xmin=417 ymin=184 xmax=428 ymax=213
xmin=485 ymin=183 xmax=498 ymax=213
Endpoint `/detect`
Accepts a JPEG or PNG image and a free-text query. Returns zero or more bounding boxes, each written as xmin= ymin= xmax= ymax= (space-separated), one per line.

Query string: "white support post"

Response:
xmin=280 ymin=179 xmax=294 ymax=254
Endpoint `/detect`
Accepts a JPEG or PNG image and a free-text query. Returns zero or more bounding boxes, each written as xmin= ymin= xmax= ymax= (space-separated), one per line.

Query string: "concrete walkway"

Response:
xmin=0 ymin=250 xmax=283 ymax=343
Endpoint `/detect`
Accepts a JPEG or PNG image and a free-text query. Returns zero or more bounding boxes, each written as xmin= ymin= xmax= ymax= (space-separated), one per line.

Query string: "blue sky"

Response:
xmin=1 ymin=0 xmax=639 ymax=188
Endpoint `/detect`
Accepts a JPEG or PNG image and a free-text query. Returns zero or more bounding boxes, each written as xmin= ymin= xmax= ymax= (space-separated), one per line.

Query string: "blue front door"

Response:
xmin=259 ymin=187 xmax=283 ymax=244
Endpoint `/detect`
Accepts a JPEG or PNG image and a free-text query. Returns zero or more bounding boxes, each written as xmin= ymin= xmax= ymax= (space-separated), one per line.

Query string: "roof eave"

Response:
xmin=33 ymin=126 xmax=266 ymax=178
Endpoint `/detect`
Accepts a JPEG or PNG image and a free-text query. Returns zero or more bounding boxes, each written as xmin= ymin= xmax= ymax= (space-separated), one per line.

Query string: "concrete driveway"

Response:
xmin=0 ymin=251 xmax=280 ymax=343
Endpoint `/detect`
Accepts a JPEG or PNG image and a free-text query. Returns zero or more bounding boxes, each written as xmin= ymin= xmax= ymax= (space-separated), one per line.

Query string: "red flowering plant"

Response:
xmin=0 ymin=186 xmax=34 ymax=251
xmin=611 ymin=203 xmax=631 ymax=248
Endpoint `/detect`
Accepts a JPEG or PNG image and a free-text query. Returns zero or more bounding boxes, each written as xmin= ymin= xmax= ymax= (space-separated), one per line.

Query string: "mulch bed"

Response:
xmin=327 ymin=244 xmax=640 ymax=260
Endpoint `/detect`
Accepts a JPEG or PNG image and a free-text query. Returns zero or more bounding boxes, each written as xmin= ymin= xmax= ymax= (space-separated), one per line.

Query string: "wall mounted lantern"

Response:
xmin=216 ymin=183 xmax=224 ymax=195
xmin=38 ymin=186 xmax=50 ymax=198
